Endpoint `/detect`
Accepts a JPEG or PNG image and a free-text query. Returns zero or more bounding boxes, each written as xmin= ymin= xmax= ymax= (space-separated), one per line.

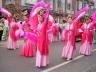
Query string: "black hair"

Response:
xmin=20 ymin=21 xmax=22 ymax=24
xmin=62 ymin=20 xmax=67 ymax=23
xmin=2 ymin=16 xmax=7 ymax=19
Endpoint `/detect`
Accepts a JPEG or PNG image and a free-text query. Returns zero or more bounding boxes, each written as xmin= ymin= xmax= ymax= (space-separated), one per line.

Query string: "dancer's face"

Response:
xmin=85 ymin=19 xmax=91 ymax=24
xmin=68 ymin=18 xmax=73 ymax=24
xmin=1 ymin=18 xmax=5 ymax=21
xmin=12 ymin=18 xmax=15 ymax=22
xmin=38 ymin=15 xmax=44 ymax=23
xmin=23 ymin=24 xmax=30 ymax=32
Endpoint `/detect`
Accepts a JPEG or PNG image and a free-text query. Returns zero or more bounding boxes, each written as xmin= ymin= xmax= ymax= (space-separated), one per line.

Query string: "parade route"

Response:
xmin=0 ymin=41 xmax=96 ymax=72
xmin=0 ymin=0 xmax=96 ymax=72
xmin=42 ymin=49 xmax=96 ymax=72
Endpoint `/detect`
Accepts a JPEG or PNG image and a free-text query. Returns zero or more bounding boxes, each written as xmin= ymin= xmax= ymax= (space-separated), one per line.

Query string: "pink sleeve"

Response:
xmin=76 ymin=25 xmax=84 ymax=35
xmin=60 ymin=29 xmax=66 ymax=40
xmin=25 ymin=32 xmax=38 ymax=43
xmin=90 ymin=21 xmax=96 ymax=28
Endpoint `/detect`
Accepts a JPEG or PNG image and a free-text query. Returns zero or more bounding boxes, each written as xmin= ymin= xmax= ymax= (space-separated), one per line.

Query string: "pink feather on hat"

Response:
xmin=75 ymin=6 xmax=89 ymax=19
xmin=0 ymin=8 xmax=12 ymax=17
xmin=91 ymin=10 xmax=96 ymax=22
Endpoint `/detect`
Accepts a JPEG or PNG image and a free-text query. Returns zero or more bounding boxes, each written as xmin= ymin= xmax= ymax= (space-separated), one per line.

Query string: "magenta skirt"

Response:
xmin=20 ymin=39 xmax=35 ymax=57
xmin=80 ymin=40 xmax=92 ymax=55
xmin=36 ymin=49 xmax=49 ymax=67
xmin=7 ymin=35 xmax=18 ymax=49
xmin=62 ymin=41 xmax=74 ymax=60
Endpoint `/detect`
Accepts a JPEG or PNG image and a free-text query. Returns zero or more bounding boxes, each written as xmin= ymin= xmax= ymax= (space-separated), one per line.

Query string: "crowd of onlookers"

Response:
xmin=0 ymin=17 xmax=9 ymax=41
xmin=0 ymin=16 xmax=85 ymax=42
xmin=0 ymin=15 xmax=96 ymax=43
xmin=0 ymin=16 xmax=67 ymax=42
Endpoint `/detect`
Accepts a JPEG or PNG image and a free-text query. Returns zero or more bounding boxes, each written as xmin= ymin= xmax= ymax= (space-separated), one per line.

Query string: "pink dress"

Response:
xmin=7 ymin=22 xmax=18 ymax=50
xmin=80 ymin=23 xmax=93 ymax=55
xmin=36 ymin=23 xmax=49 ymax=67
xmin=20 ymin=32 xmax=37 ymax=57
xmin=62 ymin=23 xmax=76 ymax=60
xmin=48 ymin=24 xmax=58 ymax=43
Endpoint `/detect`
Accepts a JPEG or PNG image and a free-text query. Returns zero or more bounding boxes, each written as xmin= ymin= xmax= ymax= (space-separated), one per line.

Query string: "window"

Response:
xmin=67 ymin=0 xmax=72 ymax=10
xmin=6 ymin=0 xmax=14 ymax=4
xmin=83 ymin=0 xmax=88 ymax=7
xmin=67 ymin=3 xmax=71 ymax=10
xmin=77 ymin=0 xmax=83 ymax=10
xmin=94 ymin=0 xmax=96 ymax=8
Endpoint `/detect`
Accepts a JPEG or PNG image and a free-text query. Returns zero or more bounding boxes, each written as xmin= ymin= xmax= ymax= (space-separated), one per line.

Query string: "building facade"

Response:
xmin=94 ymin=0 xmax=96 ymax=8
xmin=0 ymin=0 xmax=2 ymax=7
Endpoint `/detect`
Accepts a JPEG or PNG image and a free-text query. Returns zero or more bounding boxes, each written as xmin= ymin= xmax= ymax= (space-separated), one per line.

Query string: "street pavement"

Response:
xmin=0 ymin=40 xmax=96 ymax=72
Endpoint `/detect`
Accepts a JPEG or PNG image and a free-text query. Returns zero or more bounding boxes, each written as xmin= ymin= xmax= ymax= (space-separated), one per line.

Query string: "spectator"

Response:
xmin=1 ymin=17 xmax=9 ymax=40
xmin=0 ymin=19 xmax=3 ymax=41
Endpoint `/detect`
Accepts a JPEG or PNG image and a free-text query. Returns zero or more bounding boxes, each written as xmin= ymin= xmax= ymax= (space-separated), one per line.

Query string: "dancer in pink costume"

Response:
xmin=61 ymin=16 xmax=76 ymax=60
xmin=29 ymin=1 xmax=51 ymax=67
xmin=47 ymin=15 xmax=58 ymax=43
xmin=48 ymin=23 xmax=59 ymax=43
xmin=0 ymin=8 xmax=18 ymax=50
xmin=7 ymin=18 xmax=19 ymax=50
xmin=36 ymin=15 xmax=49 ymax=67
xmin=20 ymin=21 xmax=37 ymax=57
xmin=61 ymin=6 xmax=89 ymax=60
xmin=79 ymin=15 xmax=95 ymax=56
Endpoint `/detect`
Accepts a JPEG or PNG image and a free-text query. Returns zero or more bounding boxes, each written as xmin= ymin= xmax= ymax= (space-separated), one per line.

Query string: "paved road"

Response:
xmin=0 ymin=40 xmax=96 ymax=72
